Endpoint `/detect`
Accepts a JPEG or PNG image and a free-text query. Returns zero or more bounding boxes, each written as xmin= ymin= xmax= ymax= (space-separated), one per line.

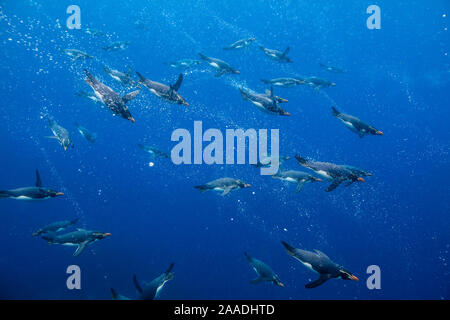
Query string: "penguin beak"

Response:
xmin=376 ymin=131 xmax=384 ymax=135
xmin=129 ymin=117 xmax=136 ymax=123
xmin=235 ymin=71 xmax=241 ymax=74
xmin=183 ymin=101 xmax=189 ymax=106
xmin=350 ymin=275 xmax=359 ymax=281
xmin=245 ymin=184 xmax=251 ymax=188
xmin=280 ymin=98 xmax=288 ymax=102
xmin=104 ymin=233 xmax=112 ymax=237
xmin=283 ymin=112 xmax=291 ymax=116
xmin=64 ymin=146 xmax=68 ymax=152
xmin=315 ymin=178 xmax=322 ymax=182
xmin=56 ymin=192 xmax=64 ymax=196
xmin=331 ymin=83 xmax=337 ymax=86
xmin=357 ymin=177 xmax=365 ymax=183
xmin=278 ymin=282 xmax=285 ymax=287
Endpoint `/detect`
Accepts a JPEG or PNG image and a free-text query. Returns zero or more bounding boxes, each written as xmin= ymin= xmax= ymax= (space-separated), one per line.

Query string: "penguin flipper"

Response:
xmin=122 ymin=90 xmax=139 ymax=104
xmin=73 ymin=241 xmax=88 ymax=257
xmin=221 ymin=188 xmax=232 ymax=196
xmin=35 ymin=170 xmax=42 ymax=187
xmin=172 ymin=74 xmax=183 ymax=91
xmin=331 ymin=106 xmax=340 ymax=116
xmin=133 ymin=274 xmax=144 ymax=294
xmin=111 ymin=288 xmax=131 ymax=300
xmin=326 ymin=180 xmax=342 ymax=192
xmin=305 ymin=275 xmax=331 ymax=289
xmin=295 ymin=181 xmax=305 ymax=193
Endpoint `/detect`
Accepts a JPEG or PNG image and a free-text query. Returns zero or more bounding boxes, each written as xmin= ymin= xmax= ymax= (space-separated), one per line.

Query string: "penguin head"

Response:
xmin=48 ymin=190 xmax=64 ymax=198
xmin=91 ymin=232 xmax=112 ymax=240
xmin=339 ymin=268 xmax=359 ymax=282
xmin=237 ymin=180 xmax=251 ymax=188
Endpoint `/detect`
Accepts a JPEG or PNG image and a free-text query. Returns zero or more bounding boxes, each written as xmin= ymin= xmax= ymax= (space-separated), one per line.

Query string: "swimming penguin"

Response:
xmin=239 ymin=87 xmax=290 ymax=116
xmin=85 ymin=28 xmax=105 ymax=37
xmin=62 ymin=49 xmax=93 ymax=61
xmin=252 ymin=155 xmax=291 ymax=169
xmin=331 ymin=107 xmax=383 ymax=138
xmin=133 ymin=263 xmax=175 ymax=300
xmin=165 ymin=59 xmax=202 ymax=69
xmin=138 ymin=144 xmax=170 ymax=159
xmin=244 ymin=252 xmax=284 ymax=287
xmin=47 ymin=119 xmax=73 ymax=151
xmin=136 ymin=72 xmax=189 ymax=106
xmin=194 ymin=178 xmax=251 ymax=196
xmin=272 ymin=170 xmax=322 ymax=193
xmin=0 ymin=170 xmax=64 ymax=201
xmin=303 ymin=77 xmax=336 ymax=90
xmin=319 ymin=63 xmax=346 ymax=73
xmin=110 ymin=288 xmax=132 ymax=300
xmin=75 ymin=91 xmax=102 ymax=104
xmin=281 ymin=241 xmax=359 ymax=289
xmin=75 ymin=124 xmax=97 ymax=143
xmin=260 ymin=78 xmax=304 ymax=88
xmin=295 ymin=155 xmax=366 ymax=192
xmin=198 ymin=53 xmax=240 ymax=77
xmin=259 ymin=46 xmax=293 ymax=63
xmin=103 ymin=66 xmax=139 ymax=88
xmin=223 ymin=38 xmax=257 ymax=50
xmin=84 ymin=70 xmax=139 ymax=123
xmin=41 ymin=229 xmax=111 ymax=257
xmin=32 ymin=218 xmax=79 ymax=237
xmin=102 ymin=41 xmax=129 ymax=51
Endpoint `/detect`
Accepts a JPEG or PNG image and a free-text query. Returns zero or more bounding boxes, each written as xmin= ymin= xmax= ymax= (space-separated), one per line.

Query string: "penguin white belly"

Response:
xmin=150 ymin=88 xmax=163 ymax=97
xmin=209 ymin=62 xmax=220 ymax=68
xmin=15 ymin=196 xmax=34 ymax=201
xmin=284 ymin=177 xmax=297 ymax=183
xmin=250 ymin=101 xmax=265 ymax=110
xmin=111 ymin=75 xmax=121 ymax=82
xmin=315 ymin=170 xmax=332 ymax=180
xmin=274 ymin=82 xmax=283 ymax=86
xmin=293 ymin=257 xmax=319 ymax=274
xmin=93 ymin=90 xmax=104 ymax=101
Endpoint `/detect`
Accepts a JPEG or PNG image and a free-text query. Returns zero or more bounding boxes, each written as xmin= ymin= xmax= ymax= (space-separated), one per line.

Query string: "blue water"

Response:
xmin=0 ymin=0 xmax=449 ymax=300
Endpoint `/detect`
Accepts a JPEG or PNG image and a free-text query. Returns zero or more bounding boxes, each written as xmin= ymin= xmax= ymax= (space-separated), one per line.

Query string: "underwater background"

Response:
xmin=0 ymin=0 xmax=449 ymax=300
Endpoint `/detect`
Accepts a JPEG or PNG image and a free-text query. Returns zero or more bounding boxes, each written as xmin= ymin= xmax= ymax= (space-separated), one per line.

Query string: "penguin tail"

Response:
xmin=41 ymin=233 xmax=56 ymax=242
xmin=331 ymin=106 xmax=340 ymax=116
xmin=281 ymin=241 xmax=295 ymax=255
xmin=71 ymin=217 xmax=80 ymax=225
xmin=135 ymin=71 xmax=146 ymax=82
xmin=260 ymin=79 xmax=270 ymax=84
xmin=0 ymin=191 xmax=11 ymax=198
xmin=244 ymin=252 xmax=252 ymax=261
xmin=194 ymin=185 xmax=208 ymax=192
xmin=295 ymin=155 xmax=308 ymax=165
xmin=110 ymin=288 xmax=119 ymax=300
xmin=198 ymin=53 xmax=208 ymax=60
xmin=165 ymin=263 xmax=175 ymax=275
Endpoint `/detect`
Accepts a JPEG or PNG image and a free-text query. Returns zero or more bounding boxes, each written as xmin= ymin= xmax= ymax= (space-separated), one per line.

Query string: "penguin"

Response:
xmin=0 ymin=170 xmax=64 ymax=201
xmin=41 ymin=229 xmax=111 ymax=257
xmin=136 ymin=72 xmax=189 ymax=106
xmin=303 ymin=77 xmax=336 ymax=90
xmin=259 ymin=46 xmax=293 ymax=63
xmin=198 ymin=53 xmax=240 ymax=77
xmin=85 ymin=28 xmax=105 ymax=37
xmin=252 ymin=155 xmax=291 ymax=169
xmin=84 ymin=70 xmax=139 ymax=123
xmin=244 ymin=252 xmax=284 ymax=287
xmin=165 ymin=59 xmax=202 ymax=69
xmin=331 ymin=107 xmax=383 ymax=138
xmin=138 ymin=144 xmax=169 ymax=159
xmin=272 ymin=170 xmax=322 ymax=193
xmin=103 ymin=66 xmax=139 ymax=88
xmin=62 ymin=49 xmax=93 ymax=61
xmin=110 ymin=288 xmax=132 ymax=300
xmin=295 ymin=155 xmax=366 ymax=192
xmin=319 ymin=63 xmax=346 ymax=73
xmin=239 ymin=87 xmax=290 ymax=116
xmin=341 ymin=165 xmax=372 ymax=178
xmin=281 ymin=241 xmax=359 ymax=289
xmin=223 ymin=38 xmax=257 ymax=50
xmin=75 ymin=123 xmax=97 ymax=143
xmin=260 ymin=78 xmax=304 ymax=88
xmin=32 ymin=218 xmax=79 ymax=237
xmin=133 ymin=263 xmax=175 ymax=300
xmin=102 ymin=41 xmax=130 ymax=51
xmin=194 ymin=178 xmax=251 ymax=196
xmin=47 ymin=119 xmax=73 ymax=151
